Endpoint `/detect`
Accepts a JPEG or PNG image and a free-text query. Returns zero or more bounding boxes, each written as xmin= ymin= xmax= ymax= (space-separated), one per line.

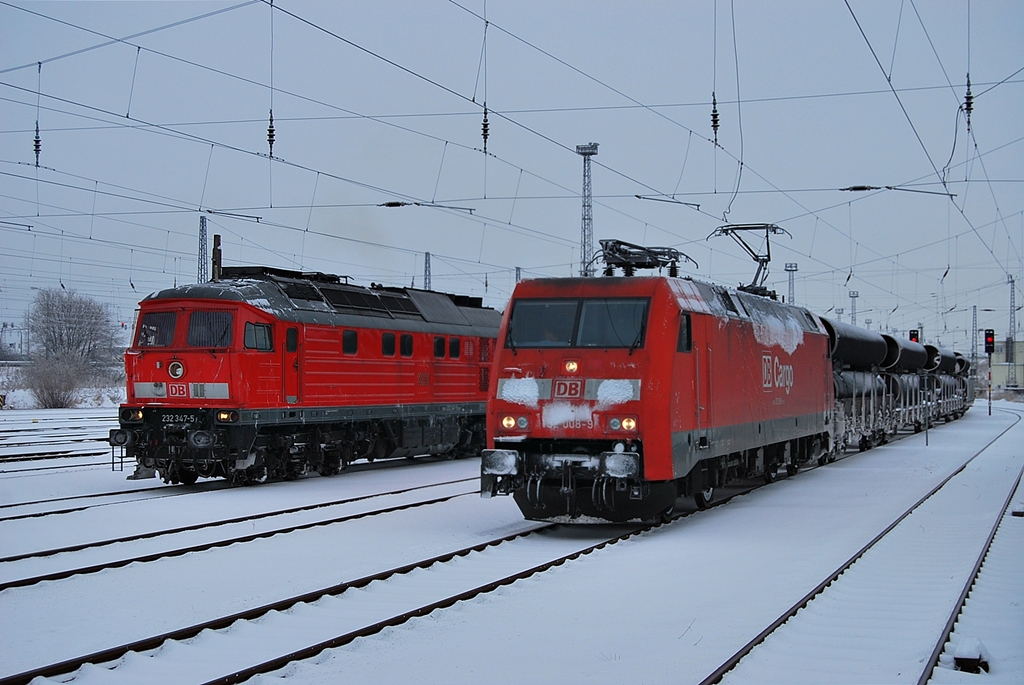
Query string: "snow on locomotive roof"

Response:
xmin=142 ymin=266 xmax=500 ymax=336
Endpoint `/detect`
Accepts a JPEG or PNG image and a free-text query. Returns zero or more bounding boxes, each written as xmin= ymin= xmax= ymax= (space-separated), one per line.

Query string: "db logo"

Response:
xmin=762 ymin=354 xmax=795 ymax=395
xmin=554 ymin=379 xmax=583 ymax=399
xmin=168 ymin=383 xmax=188 ymax=398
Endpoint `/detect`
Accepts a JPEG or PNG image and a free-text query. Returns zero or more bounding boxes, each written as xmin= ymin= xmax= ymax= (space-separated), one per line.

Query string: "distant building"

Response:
xmin=988 ymin=340 xmax=1024 ymax=389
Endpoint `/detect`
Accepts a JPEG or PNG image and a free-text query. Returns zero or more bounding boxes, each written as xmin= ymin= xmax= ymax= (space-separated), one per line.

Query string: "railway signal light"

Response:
xmin=985 ymin=329 xmax=996 ymax=354
xmin=909 ymin=329 xmax=920 ymax=343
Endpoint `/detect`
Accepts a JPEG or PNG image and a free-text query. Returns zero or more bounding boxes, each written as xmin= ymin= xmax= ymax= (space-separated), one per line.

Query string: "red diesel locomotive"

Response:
xmin=109 ymin=266 xmax=500 ymax=484
xmin=481 ymin=241 xmax=972 ymax=522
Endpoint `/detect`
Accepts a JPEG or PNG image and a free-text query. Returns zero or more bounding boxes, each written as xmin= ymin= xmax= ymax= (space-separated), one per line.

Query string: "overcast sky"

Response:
xmin=2 ymin=1 xmax=1022 ymax=351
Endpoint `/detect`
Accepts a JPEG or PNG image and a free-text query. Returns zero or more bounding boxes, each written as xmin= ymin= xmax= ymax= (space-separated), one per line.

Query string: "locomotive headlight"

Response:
xmin=621 ymin=417 xmax=637 ymax=431
xmin=609 ymin=418 xmax=622 ymax=430
xmin=516 ymin=416 xmax=529 ymax=429
xmin=109 ymin=429 xmax=132 ymax=447
xmin=501 ymin=415 xmax=517 ymax=429
xmin=119 ymin=408 xmax=143 ymax=423
xmin=215 ymin=410 xmax=239 ymax=423
xmin=168 ymin=361 xmax=185 ymax=379
xmin=564 ymin=360 xmax=579 ymax=374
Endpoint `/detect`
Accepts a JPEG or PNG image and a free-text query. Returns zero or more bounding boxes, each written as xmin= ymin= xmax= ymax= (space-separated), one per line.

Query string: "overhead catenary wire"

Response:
xmin=1 ymin=2 xmax=1018 ymax=329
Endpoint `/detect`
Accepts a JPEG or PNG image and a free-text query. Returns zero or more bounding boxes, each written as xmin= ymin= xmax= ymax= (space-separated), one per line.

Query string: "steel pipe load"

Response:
xmin=880 ymin=334 xmax=929 ymax=372
xmin=821 ymin=318 xmax=888 ymax=371
xmin=954 ymin=352 xmax=970 ymax=376
xmin=833 ymin=370 xmax=886 ymax=399
xmin=924 ymin=344 xmax=957 ymax=374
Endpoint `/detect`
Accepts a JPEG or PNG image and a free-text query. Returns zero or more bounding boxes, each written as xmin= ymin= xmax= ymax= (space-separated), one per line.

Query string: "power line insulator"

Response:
xmin=964 ymin=74 xmax=974 ymax=131
xmin=33 ymin=121 xmax=41 ymax=167
xmin=267 ymin=110 xmax=276 ymax=157
xmin=711 ymin=92 xmax=720 ymax=145
xmin=481 ymin=107 xmax=490 ymax=153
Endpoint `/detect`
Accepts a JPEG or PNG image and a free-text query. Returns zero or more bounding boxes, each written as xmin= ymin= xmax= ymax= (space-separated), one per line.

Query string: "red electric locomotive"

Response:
xmin=480 ymin=242 xmax=834 ymax=522
xmin=109 ymin=266 xmax=500 ymax=484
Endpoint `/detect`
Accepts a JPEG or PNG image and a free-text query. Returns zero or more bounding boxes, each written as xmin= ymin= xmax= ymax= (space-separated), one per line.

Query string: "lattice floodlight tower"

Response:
xmin=707 ymin=223 xmax=792 ymax=298
xmin=596 ymin=239 xmax=696 ymax=277
xmin=577 ymin=142 xmax=599 ymax=277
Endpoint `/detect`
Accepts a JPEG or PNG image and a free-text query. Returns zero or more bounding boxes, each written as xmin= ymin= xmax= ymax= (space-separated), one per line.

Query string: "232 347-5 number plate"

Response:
xmin=156 ymin=411 xmax=202 ymax=424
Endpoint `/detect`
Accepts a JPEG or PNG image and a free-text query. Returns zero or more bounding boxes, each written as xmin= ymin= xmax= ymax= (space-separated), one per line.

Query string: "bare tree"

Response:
xmin=23 ymin=289 xmax=124 ymax=408
xmin=27 ymin=289 xmax=119 ymax=361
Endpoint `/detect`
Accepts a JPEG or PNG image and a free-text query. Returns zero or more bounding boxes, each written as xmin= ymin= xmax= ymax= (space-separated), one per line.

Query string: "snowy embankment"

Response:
xmin=0 ymin=386 xmax=125 ymax=411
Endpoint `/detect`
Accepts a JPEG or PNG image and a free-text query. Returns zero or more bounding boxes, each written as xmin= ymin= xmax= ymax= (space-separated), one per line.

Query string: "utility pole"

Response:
xmin=424 ymin=252 xmax=431 ymax=291
xmin=198 ymin=216 xmax=209 ymax=283
xmin=836 ymin=308 xmax=844 ymax=324
xmin=577 ymin=142 xmax=599 ymax=277
xmin=211 ymin=234 xmax=222 ymax=281
xmin=785 ymin=263 xmax=798 ymax=305
xmin=849 ymin=291 xmax=859 ymax=327
xmin=1008 ymin=274 xmax=1017 ymax=387
xmin=515 ymin=266 xmax=521 ymax=283
xmin=971 ymin=305 xmax=978 ymax=372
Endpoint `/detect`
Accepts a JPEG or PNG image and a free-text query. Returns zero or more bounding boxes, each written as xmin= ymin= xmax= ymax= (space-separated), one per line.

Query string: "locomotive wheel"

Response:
xmin=786 ymin=463 xmax=798 ymax=477
xmin=817 ymin=455 xmax=828 ymax=467
xmin=179 ymin=469 xmax=199 ymax=485
xmin=693 ymin=487 xmax=714 ymax=510
xmin=764 ymin=465 xmax=778 ymax=484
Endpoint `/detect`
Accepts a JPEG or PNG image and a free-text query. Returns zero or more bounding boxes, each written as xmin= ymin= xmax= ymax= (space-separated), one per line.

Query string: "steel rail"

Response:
xmin=697 ymin=410 xmax=1019 ymax=685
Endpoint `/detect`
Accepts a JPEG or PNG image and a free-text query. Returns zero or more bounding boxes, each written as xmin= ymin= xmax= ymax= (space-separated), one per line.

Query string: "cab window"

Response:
xmin=506 ymin=298 xmax=649 ymax=349
xmin=187 ymin=311 xmax=233 ymax=348
xmin=136 ymin=312 xmax=177 ymax=347
xmin=677 ymin=313 xmax=692 ymax=352
xmin=244 ymin=322 xmax=273 ymax=351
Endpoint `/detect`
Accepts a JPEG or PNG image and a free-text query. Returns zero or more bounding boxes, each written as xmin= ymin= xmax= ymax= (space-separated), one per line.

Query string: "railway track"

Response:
xmin=0 ymin=408 xmax=117 ymax=462
xmin=0 ymin=477 xmax=481 ymax=591
xmin=0 ymin=409 xmax=1008 ymax=685
xmin=0 ymin=441 xmax=898 ymax=685
xmin=704 ymin=408 xmax=1023 ymax=685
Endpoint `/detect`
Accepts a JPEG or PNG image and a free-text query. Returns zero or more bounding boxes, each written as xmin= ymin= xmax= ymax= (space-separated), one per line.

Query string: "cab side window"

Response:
xmin=677 ymin=313 xmax=692 ymax=352
xmin=244 ymin=322 xmax=273 ymax=351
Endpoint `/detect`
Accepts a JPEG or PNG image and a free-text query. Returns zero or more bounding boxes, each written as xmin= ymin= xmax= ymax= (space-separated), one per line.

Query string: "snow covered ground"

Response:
xmin=0 ymin=386 xmax=125 ymax=411
xmin=0 ymin=403 xmax=1020 ymax=685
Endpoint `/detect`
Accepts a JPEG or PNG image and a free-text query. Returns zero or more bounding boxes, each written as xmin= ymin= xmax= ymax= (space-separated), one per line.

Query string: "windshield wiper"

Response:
xmin=628 ymin=312 xmax=647 ymax=356
xmin=505 ymin=324 xmax=517 ymax=355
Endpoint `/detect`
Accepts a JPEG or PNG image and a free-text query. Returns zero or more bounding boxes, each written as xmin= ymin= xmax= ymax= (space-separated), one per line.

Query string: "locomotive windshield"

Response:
xmin=507 ymin=298 xmax=649 ymax=349
xmin=187 ymin=310 xmax=234 ymax=348
xmin=136 ymin=312 xmax=177 ymax=347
